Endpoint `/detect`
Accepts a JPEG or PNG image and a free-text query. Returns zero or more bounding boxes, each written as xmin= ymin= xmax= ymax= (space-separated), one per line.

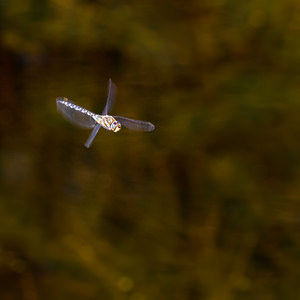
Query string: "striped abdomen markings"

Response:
xmin=57 ymin=98 xmax=96 ymax=117
xmin=56 ymin=97 xmax=97 ymax=129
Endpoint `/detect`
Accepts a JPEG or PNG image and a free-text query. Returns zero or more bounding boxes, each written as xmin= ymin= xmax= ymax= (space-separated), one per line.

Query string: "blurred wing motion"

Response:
xmin=56 ymin=97 xmax=96 ymax=129
xmin=102 ymin=79 xmax=117 ymax=115
xmin=84 ymin=124 xmax=101 ymax=148
xmin=114 ymin=116 xmax=155 ymax=131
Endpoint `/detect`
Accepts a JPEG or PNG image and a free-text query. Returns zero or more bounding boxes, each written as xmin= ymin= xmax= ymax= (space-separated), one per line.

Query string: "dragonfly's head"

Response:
xmin=110 ymin=120 xmax=121 ymax=132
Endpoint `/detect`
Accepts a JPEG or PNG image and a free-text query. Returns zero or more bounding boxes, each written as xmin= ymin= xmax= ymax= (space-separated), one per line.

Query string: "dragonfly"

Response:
xmin=56 ymin=79 xmax=155 ymax=148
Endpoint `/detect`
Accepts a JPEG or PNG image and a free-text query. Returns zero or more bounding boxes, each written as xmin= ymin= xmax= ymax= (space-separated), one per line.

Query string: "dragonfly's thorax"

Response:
xmin=93 ymin=115 xmax=121 ymax=132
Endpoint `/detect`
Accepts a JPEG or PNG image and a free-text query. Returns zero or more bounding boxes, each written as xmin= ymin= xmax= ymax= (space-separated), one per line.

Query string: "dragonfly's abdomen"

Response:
xmin=57 ymin=98 xmax=96 ymax=118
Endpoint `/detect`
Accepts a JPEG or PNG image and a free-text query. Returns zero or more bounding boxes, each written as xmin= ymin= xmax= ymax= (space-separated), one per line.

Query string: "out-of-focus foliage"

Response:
xmin=0 ymin=0 xmax=300 ymax=299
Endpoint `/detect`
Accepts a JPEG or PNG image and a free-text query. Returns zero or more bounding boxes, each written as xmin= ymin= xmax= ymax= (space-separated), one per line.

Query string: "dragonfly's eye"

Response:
xmin=111 ymin=121 xmax=121 ymax=132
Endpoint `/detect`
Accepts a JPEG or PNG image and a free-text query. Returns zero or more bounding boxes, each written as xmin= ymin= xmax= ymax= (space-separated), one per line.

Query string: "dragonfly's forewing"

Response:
xmin=84 ymin=124 xmax=101 ymax=148
xmin=102 ymin=79 xmax=117 ymax=115
xmin=56 ymin=97 xmax=96 ymax=129
xmin=114 ymin=116 xmax=155 ymax=131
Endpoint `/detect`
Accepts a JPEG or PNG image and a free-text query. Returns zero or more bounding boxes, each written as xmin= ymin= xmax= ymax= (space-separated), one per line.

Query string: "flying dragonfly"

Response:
xmin=56 ymin=79 xmax=155 ymax=148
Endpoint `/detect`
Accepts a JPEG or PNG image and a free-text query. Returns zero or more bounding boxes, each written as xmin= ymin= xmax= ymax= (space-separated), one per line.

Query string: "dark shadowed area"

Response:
xmin=0 ymin=1 xmax=300 ymax=299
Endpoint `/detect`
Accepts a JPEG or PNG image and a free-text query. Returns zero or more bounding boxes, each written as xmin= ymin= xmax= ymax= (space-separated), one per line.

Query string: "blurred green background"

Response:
xmin=0 ymin=0 xmax=300 ymax=299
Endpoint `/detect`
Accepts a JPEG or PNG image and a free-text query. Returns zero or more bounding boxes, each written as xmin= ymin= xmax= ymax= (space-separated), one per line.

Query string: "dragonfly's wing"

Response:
xmin=114 ymin=116 xmax=155 ymax=131
xmin=102 ymin=79 xmax=117 ymax=115
xmin=84 ymin=124 xmax=101 ymax=148
xmin=56 ymin=97 xmax=96 ymax=129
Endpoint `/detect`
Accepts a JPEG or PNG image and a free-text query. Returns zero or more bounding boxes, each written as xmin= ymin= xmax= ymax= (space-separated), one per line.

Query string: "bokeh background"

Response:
xmin=0 ymin=0 xmax=300 ymax=299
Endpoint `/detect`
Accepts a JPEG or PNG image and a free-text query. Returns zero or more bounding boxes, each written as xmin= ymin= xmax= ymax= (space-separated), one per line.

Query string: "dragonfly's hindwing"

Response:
xmin=56 ymin=98 xmax=96 ymax=129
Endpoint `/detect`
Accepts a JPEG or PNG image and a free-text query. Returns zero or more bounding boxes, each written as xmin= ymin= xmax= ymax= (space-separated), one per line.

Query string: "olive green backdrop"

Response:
xmin=0 ymin=0 xmax=299 ymax=299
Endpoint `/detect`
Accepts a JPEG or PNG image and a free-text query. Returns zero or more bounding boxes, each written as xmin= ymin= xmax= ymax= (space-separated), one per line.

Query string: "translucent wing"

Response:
xmin=114 ymin=116 xmax=155 ymax=131
xmin=102 ymin=79 xmax=117 ymax=115
xmin=84 ymin=124 xmax=101 ymax=148
xmin=56 ymin=97 xmax=96 ymax=129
